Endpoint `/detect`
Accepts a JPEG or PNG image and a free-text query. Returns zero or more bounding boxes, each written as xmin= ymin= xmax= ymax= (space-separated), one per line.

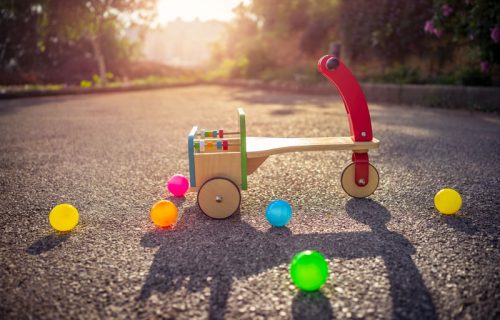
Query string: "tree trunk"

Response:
xmin=91 ymin=38 xmax=107 ymax=87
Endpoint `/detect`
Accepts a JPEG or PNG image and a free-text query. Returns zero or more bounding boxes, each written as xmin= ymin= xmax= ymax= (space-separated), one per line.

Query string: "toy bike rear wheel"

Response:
xmin=341 ymin=163 xmax=379 ymax=198
xmin=197 ymin=177 xmax=241 ymax=219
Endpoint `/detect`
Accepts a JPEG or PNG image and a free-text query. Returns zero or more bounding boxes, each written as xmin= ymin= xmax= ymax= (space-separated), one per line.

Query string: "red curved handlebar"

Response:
xmin=317 ymin=55 xmax=373 ymax=142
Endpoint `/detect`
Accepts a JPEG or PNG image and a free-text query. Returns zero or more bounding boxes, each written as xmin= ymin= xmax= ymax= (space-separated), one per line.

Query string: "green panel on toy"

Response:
xmin=238 ymin=108 xmax=247 ymax=190
xmin=290 ymin=250 xmax=329 ymax=291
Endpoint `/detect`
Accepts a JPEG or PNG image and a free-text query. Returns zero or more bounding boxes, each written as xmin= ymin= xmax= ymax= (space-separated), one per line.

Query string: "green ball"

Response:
xmin=290 ymin=250 xmax=329 ymax=291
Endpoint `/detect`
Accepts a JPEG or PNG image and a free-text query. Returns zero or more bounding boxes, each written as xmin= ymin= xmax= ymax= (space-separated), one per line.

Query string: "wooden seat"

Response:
xmin=246 ymin=136 xmax=379 ymax=174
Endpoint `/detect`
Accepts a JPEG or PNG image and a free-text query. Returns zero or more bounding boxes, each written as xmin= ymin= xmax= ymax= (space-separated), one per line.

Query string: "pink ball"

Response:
xmin=167 ymin=174 xmax=189 ymax=197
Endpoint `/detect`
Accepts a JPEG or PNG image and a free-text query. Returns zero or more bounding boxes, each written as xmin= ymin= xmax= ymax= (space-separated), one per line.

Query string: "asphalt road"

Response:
xmin=0 ymin=85 xmax=499 ymax=320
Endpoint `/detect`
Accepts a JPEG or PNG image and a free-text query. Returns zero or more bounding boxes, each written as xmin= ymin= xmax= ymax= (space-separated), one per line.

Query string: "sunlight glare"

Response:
xmin=156 ymin=0 xmax=250 ymax=23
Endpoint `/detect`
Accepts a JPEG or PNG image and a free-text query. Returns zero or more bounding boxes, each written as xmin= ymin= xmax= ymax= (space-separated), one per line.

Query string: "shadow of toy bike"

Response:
xmin=139 ymin=199 xmax=436 ymax=320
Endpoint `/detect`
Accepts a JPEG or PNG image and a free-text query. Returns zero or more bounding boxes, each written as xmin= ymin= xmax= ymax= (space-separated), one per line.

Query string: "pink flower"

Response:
xmin=433 ymin=28 xmax=443 ymax=37
xmin=442 ymin=4 xmax=453 ymax=17
xmin=424 ymin=20 xmax=443 ymax=37
xmin=480 ymin=61 xmax=490 ymax=74
xmin=424 ymin=20 xmax=435 ymax=34
xmin=491 ymin=27 xmax=500 ymax=43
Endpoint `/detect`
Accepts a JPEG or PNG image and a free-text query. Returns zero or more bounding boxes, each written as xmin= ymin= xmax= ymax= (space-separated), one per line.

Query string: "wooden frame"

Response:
xmin=187 ymin=110 xmax=246 ymax=192
xmin=188 ymin=110 xmax=380 ymax=191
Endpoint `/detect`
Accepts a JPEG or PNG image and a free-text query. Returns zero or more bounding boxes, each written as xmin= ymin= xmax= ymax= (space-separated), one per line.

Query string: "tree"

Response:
xmin=0 ymin=1 xmax=43 ymax=83
xmin=215 ymin=0 xmax=339 ymax=78
xmin=424 ymin=0 xmax=500 ymax=74
xmin=0 ymin=0 xmax=157 ymax=85
xmin=52 ymin=0 xmax=156 ymax=86
xmin=338 ymin=0 xmax=433 ymax=67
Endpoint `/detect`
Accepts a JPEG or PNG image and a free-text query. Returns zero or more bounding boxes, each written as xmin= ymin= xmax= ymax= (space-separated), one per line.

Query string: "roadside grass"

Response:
xmin=0 ymin=76 xmax=201 ymax=95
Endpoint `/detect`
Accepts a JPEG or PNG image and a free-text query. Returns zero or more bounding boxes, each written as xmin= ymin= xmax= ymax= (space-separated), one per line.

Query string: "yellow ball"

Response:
xmin=49 ymin=204 xmax=79 ymax=232
xmin=150 ymin=200 xmax=178 ymax=227
xmin=434 ymin=188 xmax=462 ymax=215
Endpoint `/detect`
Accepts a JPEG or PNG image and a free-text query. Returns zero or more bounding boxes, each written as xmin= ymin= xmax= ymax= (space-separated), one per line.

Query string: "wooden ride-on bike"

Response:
xmin=187 ymin=55 xmax=380 ymax=219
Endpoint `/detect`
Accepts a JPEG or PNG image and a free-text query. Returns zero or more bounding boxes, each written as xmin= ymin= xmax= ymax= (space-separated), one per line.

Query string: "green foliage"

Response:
xmin=221 ymin=0 xmax=434 ymax=67
xmin=0 ymin=0 xmax=157 ymax=85
xmin=92 ymin=75 xmax=101 ymax=86
xmin=456 ymin=68 xmax=492 ymax=86
xmin=371 ymin=64 xmax=422 ymax=85
xmin=214 ymin=0 xmax=339 ymax=81
xmin=215 ymin=0 xmax=436 ymax=80
xmin=337 ymin=0 xmax=433 ymax=65
xmin=427 ymin=0 xmax=500 ymax=68
xmin=367 ymin=64 xmax=492 ymax=86
xmin=211 ymin=0 xmax=498 ymax=86
xmin=0 ymin=84 xmax=64 ymax=93
xmin=259 ymin=66 xmax=323 ymax=85
xmin=0 ymin=2 xmax=43 ymax=83
xmin=206 ymin=58 xmax=249 ymax=80
xmin=246 ymin=45 xmax=276 ymax=78
xmin=79 ymin=72 xmax=116 ymax=87
xmin=80 ymin=80 xmax=92 ymax=88
xmin=128 ymin=75 xmax=196 ymax=86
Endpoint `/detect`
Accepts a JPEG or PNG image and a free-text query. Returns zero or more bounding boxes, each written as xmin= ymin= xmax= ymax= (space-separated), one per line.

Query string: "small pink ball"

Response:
xmin=167 ymin=174 xmax=189 ymax=197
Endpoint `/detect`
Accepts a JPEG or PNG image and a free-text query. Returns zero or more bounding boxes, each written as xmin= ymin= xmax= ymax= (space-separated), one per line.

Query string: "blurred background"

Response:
xmin=1 ymin=0 xmax=499 ymax=90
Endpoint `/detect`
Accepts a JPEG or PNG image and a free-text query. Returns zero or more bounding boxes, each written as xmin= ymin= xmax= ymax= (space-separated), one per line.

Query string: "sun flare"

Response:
xmin=156 ymin=0 xmax=249 ymax=24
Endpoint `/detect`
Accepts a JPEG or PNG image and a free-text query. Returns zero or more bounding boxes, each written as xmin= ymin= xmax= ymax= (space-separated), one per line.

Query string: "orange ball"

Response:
xmin=150 ymin=200 xmax=178 ymax=227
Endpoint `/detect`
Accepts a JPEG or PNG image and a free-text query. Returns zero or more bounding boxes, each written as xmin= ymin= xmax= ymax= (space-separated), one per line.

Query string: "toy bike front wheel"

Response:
xmin=197 ymin=177 xmax=241 ymax=219
xmin=341 ymin=163 xmax=379 ymax=198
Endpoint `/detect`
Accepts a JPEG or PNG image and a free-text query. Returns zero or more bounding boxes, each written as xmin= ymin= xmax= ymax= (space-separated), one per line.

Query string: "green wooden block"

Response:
xmin=238 ymin=108 xmax=247 ymax=190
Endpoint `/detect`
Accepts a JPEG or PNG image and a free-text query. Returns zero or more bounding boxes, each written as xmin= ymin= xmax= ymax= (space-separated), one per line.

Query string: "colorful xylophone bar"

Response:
xmin=193 ymin=129 xmax=241 ymax=153
xmin=193 ymin=139 xmax=239 ymax=153
xmin=196 ymin=129 xmax=239 ymax=139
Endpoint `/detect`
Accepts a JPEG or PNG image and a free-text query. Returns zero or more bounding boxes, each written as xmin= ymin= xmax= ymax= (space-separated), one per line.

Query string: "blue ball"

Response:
xmin=266 ymin=200 xmax=292 ymax=227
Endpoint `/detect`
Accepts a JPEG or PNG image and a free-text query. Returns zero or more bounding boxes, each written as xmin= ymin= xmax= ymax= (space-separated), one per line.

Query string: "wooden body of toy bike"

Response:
xmin=187 ymin=55 xmax=380 ymax=219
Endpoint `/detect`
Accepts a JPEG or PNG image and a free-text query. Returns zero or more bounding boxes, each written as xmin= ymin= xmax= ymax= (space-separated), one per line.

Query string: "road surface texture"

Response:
xmin=0 ymin=85 xmax=499 ymax=320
